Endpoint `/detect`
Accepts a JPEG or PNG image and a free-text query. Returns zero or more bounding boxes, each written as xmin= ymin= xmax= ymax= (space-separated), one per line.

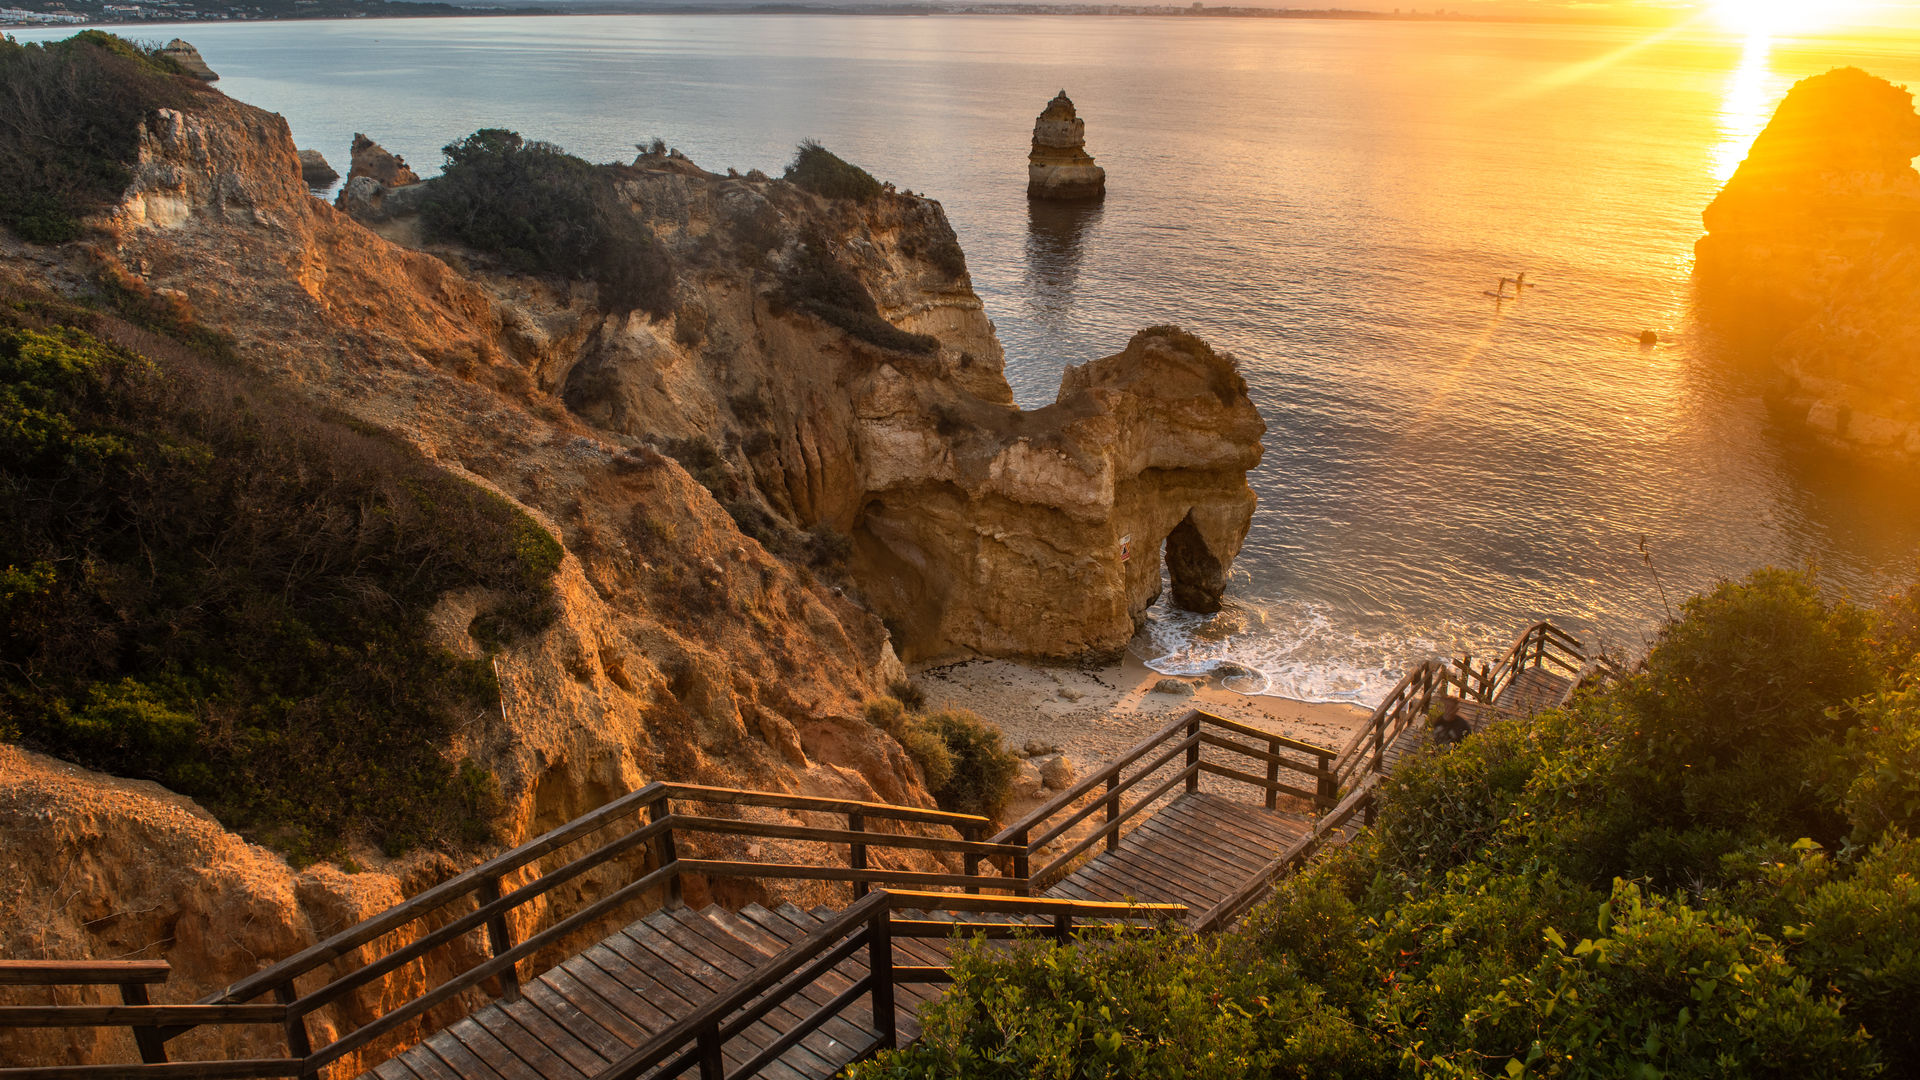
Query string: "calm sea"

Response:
xmin=20 ymin=16 xmax=1920 ymax=702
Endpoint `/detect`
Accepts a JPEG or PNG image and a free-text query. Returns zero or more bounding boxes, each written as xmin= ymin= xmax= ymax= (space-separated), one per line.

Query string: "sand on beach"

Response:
xmin=913 ymin=648 xmax=1373 ymax=815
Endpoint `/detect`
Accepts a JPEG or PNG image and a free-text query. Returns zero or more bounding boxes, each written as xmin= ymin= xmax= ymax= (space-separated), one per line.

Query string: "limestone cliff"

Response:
xmin=0 ymin=66 xmax=1263 ymax=1069
xmin=1028 ymin=91 xmax=1107 ymax=201
xmin=1696 ymin=67 xmax=1920 ymax=461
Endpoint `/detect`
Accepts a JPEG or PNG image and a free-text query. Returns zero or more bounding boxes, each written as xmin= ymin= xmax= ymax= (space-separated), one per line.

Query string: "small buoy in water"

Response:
xmin=1638 ymin=330 xmax=1659 ymax=346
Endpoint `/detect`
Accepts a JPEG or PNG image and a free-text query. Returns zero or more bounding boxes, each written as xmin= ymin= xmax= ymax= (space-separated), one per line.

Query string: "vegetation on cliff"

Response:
xmin=418 ymin=128 xmax=676 ymax=317
xmin=0 ymin=281 xmax=563 ymax=862
xmin=0 ymin=32 xmax=203 ymax=245
xmin=864 ymin=696 xmax=1020 ymax=819
xmin=856 ymin=569 xmax=1920 ymax=1078
xmin=785 ymin=140 xmax=884 ymax=202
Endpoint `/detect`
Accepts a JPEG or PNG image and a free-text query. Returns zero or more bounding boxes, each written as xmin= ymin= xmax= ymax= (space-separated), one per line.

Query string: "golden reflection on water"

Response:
xmin=1712 ymin=33 xmax=1780 ymax=182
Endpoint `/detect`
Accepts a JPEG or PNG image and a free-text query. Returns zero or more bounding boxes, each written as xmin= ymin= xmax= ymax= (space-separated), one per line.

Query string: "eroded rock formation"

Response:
xmin=297 ymin=147 xmax=338 ymax=187
xmin=346 ymin=132 xmax=420 ymax=187
xmin=1028 ymin=91 xmax=1106 ymax=201
xmin=159 ymin=38 xmax=216 ymax=81
xmin=1696 ymin=67 xmax=1920 ymax=461
xmin=851 ymin=327 xmax=1263 ymax=660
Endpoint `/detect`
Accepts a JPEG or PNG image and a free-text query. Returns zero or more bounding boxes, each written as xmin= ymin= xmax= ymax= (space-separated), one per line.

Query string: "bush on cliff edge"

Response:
xmin=0 ymin=282 xmax=562 ymax=862
xmin=0 ymin=32 xmax=199 ymax=244
xmin=419 ymin=128 xmax=675 ymax=317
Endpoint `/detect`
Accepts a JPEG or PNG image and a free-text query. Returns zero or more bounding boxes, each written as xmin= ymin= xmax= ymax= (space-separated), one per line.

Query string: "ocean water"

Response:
xmin=20 ymin=16 xmax=1920 ymax=704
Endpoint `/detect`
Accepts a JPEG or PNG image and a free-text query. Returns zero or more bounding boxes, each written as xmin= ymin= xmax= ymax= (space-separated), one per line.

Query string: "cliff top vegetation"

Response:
xmin=0 ymin=32 xmax=209 ymax=245
xmin=856 ymin=567 xmax=1920 ymax=1079
xmin=0 ymin=276 xmax=564 ymax=863
xmin=785 ymin=140 xmax=884 ymax=202
xmin=418 ymin=128 xmax=676 ymax=316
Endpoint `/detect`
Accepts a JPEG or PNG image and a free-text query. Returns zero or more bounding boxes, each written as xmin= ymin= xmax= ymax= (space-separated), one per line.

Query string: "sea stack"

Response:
xmin=159 ymin=39 xmax=217 ymax=81
xmin=1028 ymin=91 xmax=1106 ymax=201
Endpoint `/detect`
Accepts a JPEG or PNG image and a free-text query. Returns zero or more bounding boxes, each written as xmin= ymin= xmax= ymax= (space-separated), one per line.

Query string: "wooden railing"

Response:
xmin=991 ymin=710 xmax=1338 ymax=893
xmin=589 ymin=890 xmax=1185 ymax=1080
xmin=1329 ymin=620 xmax=1589 ymax=795
xmin=0 ymin=781 xmax=1023 ymax=1079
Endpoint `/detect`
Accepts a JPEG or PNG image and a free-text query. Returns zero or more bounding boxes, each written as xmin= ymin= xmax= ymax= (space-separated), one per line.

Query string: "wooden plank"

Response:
xmin=442 ymin=1019 xmax=538 ymax=1080
xmin=517 ymin=975 xmax=635 ymax=1061
xmin=467 ymin=1004 xmax=592 ymax=1080
xmin=0 ymin=961 xmax=172 ymax=987
xmin=1095 ymin=842 xmax=1222 ymax=902
xmin=653 ymin=909 xmax=868 ymax=1074
xmin=609 ymin=921 xmax=804 ymax=1075
xmin=501 ymin=992 xmax=614 ymax=1075
xmin=554 ymin=949 xmax=678 ymax=1034
xmin=419 ymin=1027 xmax=512 ymax=1080
xmin=537 ymin=967 xmax=650 ymax=1049
xmin=1121 ymin=812 xmax=1266 ymax=885
xmin=371 ymin=1057 xmax=424 ymax=1080
xmin=388 ymin=1044 xmax=467 ymax=1080
xmin=659 ymin=783 xmax=989 ymax=830
xmin=1129 ymin=800 xmax=1273 ymax=866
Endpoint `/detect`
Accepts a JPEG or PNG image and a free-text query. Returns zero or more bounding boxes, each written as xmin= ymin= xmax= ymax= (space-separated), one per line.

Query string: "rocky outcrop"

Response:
xmin=296 ymin=148 xmax=338 ymax=187
xmin=1696 ymin=67 xmax=1920 ymax=462
xmin=850 ymin=327 xmax=1263 ymax=660
xmin=346 ymin=132 xmax=419 ymax=187
xmin=1028 ymin=91 xmax=1106 ymax=201
xmin=159 ymin=38 xmax=216 ymax=81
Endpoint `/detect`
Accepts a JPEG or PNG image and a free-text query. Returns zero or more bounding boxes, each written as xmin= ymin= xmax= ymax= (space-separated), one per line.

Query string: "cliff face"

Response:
xmin=1696 ymin=67 xmax=1920 ymax=461
xmin=0 ymin=67 xmax=1264 ymax=1068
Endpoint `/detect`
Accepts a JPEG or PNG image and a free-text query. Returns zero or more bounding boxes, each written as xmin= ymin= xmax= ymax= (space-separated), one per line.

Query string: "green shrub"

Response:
xmin=777 ymin=235 xmax=939 ymax=354
xmin=0 ymin=33 xmax=196 ymax=244
xmin=863 ymin=696 xmax=908 ymax=739
xmin=419 ymin=129 xmax=674 ymax=316
xmin=920 ymin=708 xmax=1019 ymax=820
xmin=1790 ymin=834 xmax=1920 ymax=1073
xmin=0 ymin=287 xmax=559 ymax=861
xmin=784 ymin=140 xmax=882 ymax=202
xmin=888 ymin=677 xmax=927 ymax=711
xmin=1839 ymin=678 xmax=1920 ymax=841
xmin=1626 ymin=568 xmax=1877 ymax=764
xmin=852 ymin=931 xmax=1386 ymax=1080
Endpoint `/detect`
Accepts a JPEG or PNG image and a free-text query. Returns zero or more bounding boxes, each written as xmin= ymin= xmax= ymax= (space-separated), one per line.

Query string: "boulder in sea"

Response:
xmin=159 ymin=39 xmax=217 ymax=81
xmin=297 ymin=149 xmax=339 ymax=188
xmin=346 ymin=133 xmax=420 ymax=188
xmin=1028 ymin=91 xmax=1106 ymax=201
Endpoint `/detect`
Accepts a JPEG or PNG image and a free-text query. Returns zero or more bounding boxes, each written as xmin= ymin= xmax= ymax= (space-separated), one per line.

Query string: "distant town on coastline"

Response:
xmin=0 ymin=0 xmax=1686 ymax=29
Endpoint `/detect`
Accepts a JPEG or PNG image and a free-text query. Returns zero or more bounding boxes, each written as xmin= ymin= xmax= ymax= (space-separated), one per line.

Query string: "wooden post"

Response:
xmin=1013 ymin=828 xmax=1031 ymax=897
xmin=1052 ymin=913 xmax=1072 ymax=941
xmin=697 ymin=1027 xmax=725 ymax=1080
xmin=1315 ymin=753 xmax=1337 ymax=812
xmin=1264 ymin=736 xmax=1281 ymax=812
xmin=651 ymin=800 xmax=682 ymax=908
xmin=868 ymin=910 xmax=896 ymax=1050
xmin=849 ymin=812 xmax=869 ymax=900
xmin=270 ymin=981 xmax=313 ymax=1075
xmin=962 ymin=824 xmax=981 ymax=895
xmin=1185 ymin=715 xmax=1201 ymax=794
xmin=476 ymin=878 xmax=519 ymax=1001
xmin=120 ymin=981 xmax=167 ymax=1065
xmin=1104 ymin=774 xmax=1120 ymax=851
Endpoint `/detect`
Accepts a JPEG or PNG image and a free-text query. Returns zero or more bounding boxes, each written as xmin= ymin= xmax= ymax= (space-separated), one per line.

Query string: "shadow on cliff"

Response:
xmin=1024 ymin=199 xmax=1102 ymax=317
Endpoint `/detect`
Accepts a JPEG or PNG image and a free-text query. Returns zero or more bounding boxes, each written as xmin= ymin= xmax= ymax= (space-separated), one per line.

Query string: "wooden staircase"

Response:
xmin=2 ymin=621 xmax=1609 ymax=1080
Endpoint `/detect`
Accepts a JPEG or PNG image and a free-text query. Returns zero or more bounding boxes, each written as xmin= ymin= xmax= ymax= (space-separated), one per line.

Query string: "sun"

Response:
xmin=1709 ymin=0 xmax=1855 ymax=37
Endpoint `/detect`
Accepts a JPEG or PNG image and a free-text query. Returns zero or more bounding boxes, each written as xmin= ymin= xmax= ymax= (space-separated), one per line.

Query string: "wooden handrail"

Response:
xmin=0 ymin=962 xmax=170 ymax=987
xmin=991 ymin=710 xmax=1336 ymax=882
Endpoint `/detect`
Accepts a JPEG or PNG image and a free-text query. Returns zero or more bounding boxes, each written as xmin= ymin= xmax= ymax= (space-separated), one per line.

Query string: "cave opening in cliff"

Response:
xmin=1164 ymin=511 xmax=1227 ymax=614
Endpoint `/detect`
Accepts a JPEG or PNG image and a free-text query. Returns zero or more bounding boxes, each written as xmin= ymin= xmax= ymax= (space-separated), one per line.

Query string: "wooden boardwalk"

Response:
xmin=1375 ymin=666 xmax=1574 ymax=775
xmin=1049 ymin=793 xmax=1312 ymax=917
xmin=5 ymin=622 xmax=1605 ymax=1080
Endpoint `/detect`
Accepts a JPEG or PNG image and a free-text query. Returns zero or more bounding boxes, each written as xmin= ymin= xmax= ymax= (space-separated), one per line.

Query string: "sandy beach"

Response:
xmin=913 ymin=648 xmax=1372 ymax=789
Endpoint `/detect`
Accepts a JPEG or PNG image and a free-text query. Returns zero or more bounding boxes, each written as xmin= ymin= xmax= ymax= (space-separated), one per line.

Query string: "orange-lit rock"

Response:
xmin=1028 ymin=91 xmax=1107 ymax=201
